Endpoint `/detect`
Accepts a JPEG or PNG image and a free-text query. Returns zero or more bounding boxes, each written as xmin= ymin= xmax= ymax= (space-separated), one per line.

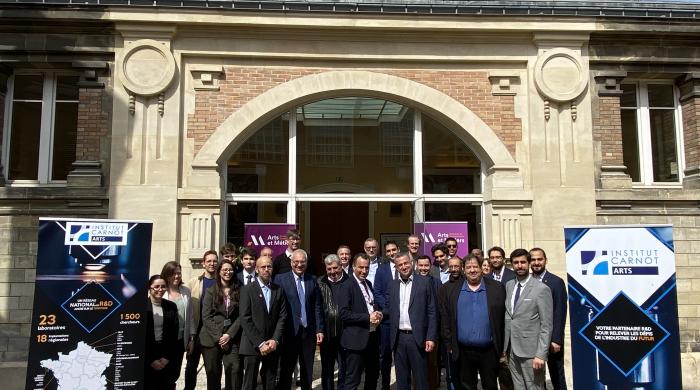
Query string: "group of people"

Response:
xmin=145 ymin=229 xmax=568 ymax=390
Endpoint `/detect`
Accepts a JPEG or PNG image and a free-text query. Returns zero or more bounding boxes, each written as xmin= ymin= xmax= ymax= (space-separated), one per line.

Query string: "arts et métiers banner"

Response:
xmin=565 ymin=225 xmax=682 ymax=389
xmin=26 ymin=218 xmax=153 ymax=390
xmin=414 ymin=221 xmax=469 ymax=258
xmin=244 ymin=223 xmax=296 ymax=258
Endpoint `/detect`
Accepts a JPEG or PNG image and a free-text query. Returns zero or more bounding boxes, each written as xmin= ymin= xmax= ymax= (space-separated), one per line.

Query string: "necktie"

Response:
xmin=297 ymin=276 xmax=307 ymax=328
xmin=247 ymin=274 xmax=253 ymax=285
xmin=394 ymin=267 xmax=399 ymax=280
xmin=513 ymin=283 xmax=522 ymax=310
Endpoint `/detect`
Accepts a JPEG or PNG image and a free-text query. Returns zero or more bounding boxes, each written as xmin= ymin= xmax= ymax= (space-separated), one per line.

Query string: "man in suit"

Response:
xmin=364 ymin=237 xmax=387 ymax=285
xmin=503 ymin=248 xmax=553 ymax=390
xmin=445 ymin=237 xmax=459 ymax=259
xmin=277 ymin=249 xmax=325 ymax=390
xmin=415 ymin=254 xmax=441 ymax=390
xmin=439 ymin=254 xmax=506 ymax=390
xmin=273 ymin=229 xmax=302 ymax=277
xmin=430 ymin=242 xmax=451 ymax=284
xmin=382 ymin=252 xmax=437 ymax=390
xmin=407 ymin=234 xmax=422 ymax=262
xmin=239 ymin=256 xmax=287 ymax=390
xmin=374 ymin=240 xmax=401 ymax=390
xmin=337 ymin=245 xmax=352 ymax=274
xmin=487 ymin=246 xmax=516 ymax=284
xmin=530 ymin=247 xmax=568 ymax=390
xmin=336 ymin=253 xmax=384 ymax=390
xmin=236 ymin=247 xmax=257 ymax=286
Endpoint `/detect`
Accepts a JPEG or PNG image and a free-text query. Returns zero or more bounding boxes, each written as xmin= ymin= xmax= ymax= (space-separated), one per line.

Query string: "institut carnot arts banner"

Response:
xmin=565 ymin=225 xmax=682 ymax=389
xmin=26 ymin=218 xmax=152 ymax=390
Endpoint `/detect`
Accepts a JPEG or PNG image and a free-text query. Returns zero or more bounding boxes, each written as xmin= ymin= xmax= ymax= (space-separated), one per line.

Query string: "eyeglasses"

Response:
xmin=151 ymin=286 xmax=167 ymax=290
xmin=221 ymin=269 xmax=234 ymax=273
xmin=447 ymin=244 xmax=457 ymax=248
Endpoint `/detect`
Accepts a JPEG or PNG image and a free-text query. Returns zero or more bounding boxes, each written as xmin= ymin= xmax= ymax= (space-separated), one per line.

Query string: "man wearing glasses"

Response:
xmin=485 ymin=246 xmax=515 ymax=285
xmin=445 ymin=237 xmax=459 ymax=259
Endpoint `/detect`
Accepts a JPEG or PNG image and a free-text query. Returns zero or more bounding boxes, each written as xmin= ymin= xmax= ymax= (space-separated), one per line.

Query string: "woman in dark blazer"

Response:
xmin=200 ymin=259 xmax=242 ymax=390
xmin=145 ymin=274 xmax=180 ymax=390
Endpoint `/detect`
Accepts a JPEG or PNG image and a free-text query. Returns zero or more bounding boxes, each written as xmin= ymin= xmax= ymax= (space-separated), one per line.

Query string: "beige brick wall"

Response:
xmin=597 ymin=213 xmax=700 ymax=352
xmin=0 ymin=215 xmax=38 ymax=363
xmin=187 ymin=67 xmax=522 ymax=156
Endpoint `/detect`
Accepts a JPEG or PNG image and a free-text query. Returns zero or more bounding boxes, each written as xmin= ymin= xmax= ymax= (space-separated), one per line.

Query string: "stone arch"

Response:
xmin=191 ymin=70 xmax=517 ymax=172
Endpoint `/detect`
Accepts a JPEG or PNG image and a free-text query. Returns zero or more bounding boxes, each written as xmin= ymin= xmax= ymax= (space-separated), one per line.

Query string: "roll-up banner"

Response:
xmin=26 ymin=218 xmax=153 ymax=390
xmin=565 ymin=225 xmax=682 ymax=389
xmin=243 ymin=223 xmax=296 ymax=258
xmin=414 ymin=221 xmax=469 ymax=258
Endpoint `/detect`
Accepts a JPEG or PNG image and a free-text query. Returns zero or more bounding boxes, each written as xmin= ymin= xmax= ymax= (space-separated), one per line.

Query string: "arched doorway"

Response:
xmin=224 ymin=96 xmax=483 ymax=272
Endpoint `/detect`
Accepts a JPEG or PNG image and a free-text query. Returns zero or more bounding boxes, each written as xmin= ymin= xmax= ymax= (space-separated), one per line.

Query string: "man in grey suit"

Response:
xmin=503 ymin=248 xmax=553 ymax=390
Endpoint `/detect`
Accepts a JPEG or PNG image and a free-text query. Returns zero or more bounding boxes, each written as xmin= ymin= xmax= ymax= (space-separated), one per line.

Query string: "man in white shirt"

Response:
xmin=236 ymin=247 xmax=257 ymax=286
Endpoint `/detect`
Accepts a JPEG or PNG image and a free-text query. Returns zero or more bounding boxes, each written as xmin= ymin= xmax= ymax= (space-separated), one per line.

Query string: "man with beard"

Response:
xmin=439 ymin=254 xmax=506 ymax=390
xmin=486 ymin=246 xmax=515 ymax=284
xmin=318 ymin=254 xmax=349 ymax=390
xmin=240 ymin=256 xmax=287 ymax=390
xmin=430 ymin=243 xmax=451 ymax=284
xmin=530 ymin=248 xmax=567 ymax=390
xmin=504 ymin=249 xmax=552 ymax=390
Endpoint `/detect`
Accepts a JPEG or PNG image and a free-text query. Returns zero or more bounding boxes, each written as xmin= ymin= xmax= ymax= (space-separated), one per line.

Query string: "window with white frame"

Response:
xmin=620 ymin=82 xmax=684 ymax=184
xmin=2 ymin=72 xmax=79 ymax=183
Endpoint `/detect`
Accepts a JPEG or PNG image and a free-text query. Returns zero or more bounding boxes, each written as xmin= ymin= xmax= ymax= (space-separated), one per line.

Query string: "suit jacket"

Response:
xmin=487 ymin=267 xmax=516 ymax=285
xmin=383 ymin=274 xmax=437 ymax=349
xmin=187 ymin=272 xmax=213 ymax=332
xmin=163 ymin=285 xmax=195 ymax=348
xmin=236 ymin=270 xmax=257 ymax=286
xmin=373 ymin=262 xmax=396 ymax=310
xmin=438 ymin=276 xmax=506 ymax=361
xmin=276 ymin=271 xmax=325 ymax=336
xmin=199 ymin=284 xmax=241 ymax=348
xmin=538 ymin=270 xmax=567 ymax=346
xmin=504 ymin=277 xmax=553 ymax=360
xmin=145 ymin=298 xmax=179 ymax=364
xmin=336 ymin=276 xmax=375 ymax=351
xmin=239 ymin=279 xmax=287 ymax=356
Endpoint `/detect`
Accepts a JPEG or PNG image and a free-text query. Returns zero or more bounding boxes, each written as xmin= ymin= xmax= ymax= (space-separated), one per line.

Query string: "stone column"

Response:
xmin=110 ymin=26 xmax=182 ymax=274
xmin=678 ymin=73 xmax=700 ymax=189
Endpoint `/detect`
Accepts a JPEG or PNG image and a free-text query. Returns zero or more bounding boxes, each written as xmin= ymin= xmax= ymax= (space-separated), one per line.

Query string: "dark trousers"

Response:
xmin=201 ymin=343 xmax=242 ymax=390
xmin=547 ymin=348 xmax=567 ymax=390
xmin=440 ymin=342 xmax=458 ymax=390
xmin=320 ymin=336 xmax=345 ymax=390
xmin=379 ymin=324 xmax=392 ymax=390
xmin=242 ymin=351 xmax=279 ymax=390
xmin=145 ymin=341 xmax=177 ymax=390
xmin=184 ymin=333 xmax=202 ymax=390
xmin=279 ymin=327 xmax=316 ymax=390
xmin=394 ymin=331 xmax=428 ymax=390
xmin=458 ymin=344 xmax=499 ymax=390
xmin=498 ymin=357 xmax=514 ymax=390
xmin=343 ymin=330 xmax=380 ymax=390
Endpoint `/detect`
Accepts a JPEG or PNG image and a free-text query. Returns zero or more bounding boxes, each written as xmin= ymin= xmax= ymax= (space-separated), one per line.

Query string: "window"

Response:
xmin=2 ymin=72 xmax=79 ymax=183
xmin=620 ymin=82 xmax=684 ymax=184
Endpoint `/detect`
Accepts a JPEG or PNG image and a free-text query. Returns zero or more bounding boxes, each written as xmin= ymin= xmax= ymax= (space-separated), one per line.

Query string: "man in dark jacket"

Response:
xmin=319 ymin=254 xmax=349 ymax=390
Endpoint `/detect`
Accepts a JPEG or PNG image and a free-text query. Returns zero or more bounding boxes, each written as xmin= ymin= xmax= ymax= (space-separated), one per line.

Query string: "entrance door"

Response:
xmin=308 ymin=202 xmax=369 ymax=273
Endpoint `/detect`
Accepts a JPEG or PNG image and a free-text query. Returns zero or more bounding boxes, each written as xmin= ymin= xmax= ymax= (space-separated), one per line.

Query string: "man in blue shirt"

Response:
xmin=439 ymin=254 xmax=506 ymax=390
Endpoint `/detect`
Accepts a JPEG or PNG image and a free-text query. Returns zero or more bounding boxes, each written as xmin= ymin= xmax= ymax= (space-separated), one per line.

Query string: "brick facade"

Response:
xmin=681 ymin=96 xmax=700 ymax=169
xmin=593 ymin=95 xmax=624 ymax=166
xmin=187 ymin=67 xmax=522 ymax=156
xmin=76 ymin=88 xmax=109 ymax=162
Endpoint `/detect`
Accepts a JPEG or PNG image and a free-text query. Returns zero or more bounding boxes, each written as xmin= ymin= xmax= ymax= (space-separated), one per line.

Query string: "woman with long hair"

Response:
xmin=200 ymin=259 xmax=243 ymax=390
xmin=160 ymin=261 xmax=194 ymax=384
xmin=145 ymin=274 xmax=179 ymax=390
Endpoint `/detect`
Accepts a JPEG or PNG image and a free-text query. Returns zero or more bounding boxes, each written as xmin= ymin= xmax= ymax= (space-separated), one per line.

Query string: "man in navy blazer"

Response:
xmin=373 ymin=240 xmax=400 ymax=390
xmin=336 ymin=253 xmax=384 ymax=390
xmin=382 ymin=252 xmax=437 ymax=390
xmin=530 ymin=248 xmax=568 ymax=390
xmin=439 ymin=254 xmax=506 ymax=390
xmin=277 ymin=249 xmax=325 ymax=390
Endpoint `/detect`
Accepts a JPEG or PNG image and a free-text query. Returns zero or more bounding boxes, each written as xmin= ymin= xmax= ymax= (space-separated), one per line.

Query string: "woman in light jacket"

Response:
xmin=160 ymin=261 xmax=195 ymax=383
xmin=200 ymin=258 xmax=242 ymax=390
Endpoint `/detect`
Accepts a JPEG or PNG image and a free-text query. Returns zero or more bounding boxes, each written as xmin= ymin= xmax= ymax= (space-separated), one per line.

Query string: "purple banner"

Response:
xmin=414 ymin=222 xmax=469 ymax=258
xmin=244 ymin=223 xmax=296 ymax=259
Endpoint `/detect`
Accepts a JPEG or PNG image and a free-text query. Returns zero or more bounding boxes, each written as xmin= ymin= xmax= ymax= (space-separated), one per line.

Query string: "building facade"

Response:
xmin=0 ymin=0 xmax=699 ymax=387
